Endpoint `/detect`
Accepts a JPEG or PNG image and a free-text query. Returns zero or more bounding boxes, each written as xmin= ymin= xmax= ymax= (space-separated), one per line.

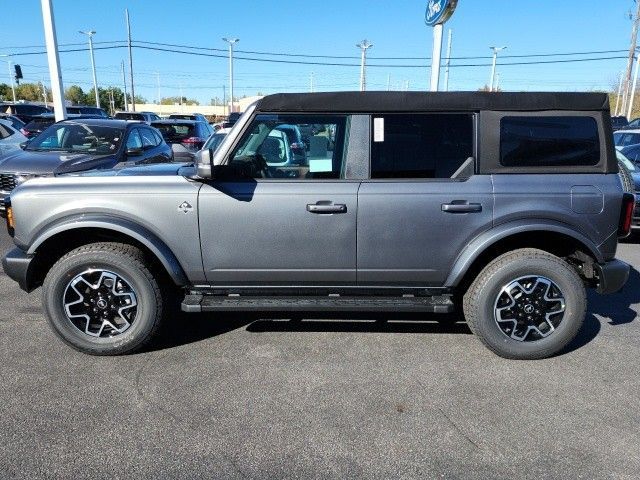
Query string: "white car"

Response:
xmin=0 ymin=119 xmax=28 ymax=158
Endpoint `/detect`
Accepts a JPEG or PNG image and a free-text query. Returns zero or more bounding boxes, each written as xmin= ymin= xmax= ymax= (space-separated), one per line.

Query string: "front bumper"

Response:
xmin=2 ymin=247 xmax=35 ymax=292
xmin=595 ymin=259 xmax=630 ymax=294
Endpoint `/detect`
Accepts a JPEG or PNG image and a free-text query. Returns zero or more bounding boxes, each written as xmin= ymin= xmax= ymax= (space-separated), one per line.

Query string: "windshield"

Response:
xmin=153 ymin=123 xmax=196 ymax=141
xmin=203 ymin=132 xmax=227 ymax=152
xmin=26 ymin=123 xmax=124 ymax=154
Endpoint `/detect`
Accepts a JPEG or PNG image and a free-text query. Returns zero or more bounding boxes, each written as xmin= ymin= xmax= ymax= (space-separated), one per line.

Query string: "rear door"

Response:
xmin=357 ymin=113 xmax=494 ymax=286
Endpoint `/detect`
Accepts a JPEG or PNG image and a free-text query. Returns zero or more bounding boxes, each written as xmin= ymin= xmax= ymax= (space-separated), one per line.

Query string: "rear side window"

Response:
xmin=371 ymin=114 xmax=474 ymax=179
xmin=500 ymin=116 xmax=600 ymax=167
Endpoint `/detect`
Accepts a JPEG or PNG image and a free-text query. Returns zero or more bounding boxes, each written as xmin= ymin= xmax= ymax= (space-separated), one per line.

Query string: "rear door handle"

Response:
xmin=307 ymin=202 xmax=347 ymax=214
xmin=441 ymin=202 xmax=482 ymax=213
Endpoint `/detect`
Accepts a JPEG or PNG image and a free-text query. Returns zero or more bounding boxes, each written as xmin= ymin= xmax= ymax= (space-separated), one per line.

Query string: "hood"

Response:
xmin=0 ymin=149 xmax=117 ymax=175
xmin=71 ymin=162 xmax=192 ymax=177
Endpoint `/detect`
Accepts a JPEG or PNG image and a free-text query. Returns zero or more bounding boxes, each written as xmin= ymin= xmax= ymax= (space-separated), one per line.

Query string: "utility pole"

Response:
xmin=356 ymin=39 xmax=373 ymax=92
xmin=121 ymin=60 xmax=128 ymax=111
xmin=155 ymin=72 xmax=160 ymax=105
xmin=125 ymin=9 xmax=135 ymax=111
xmin=443 ymin=29 xmax=453 ymax=91
xmin=40 ymin=0 xmax=66 ymax=121
xmin=489 ymin=46 xmax=507 ymax=92
xmin=628 ymin=54 xmax=640 ymax=119
xmin=223 ymin=84 xmax=226 ymax=117
xmin=79 ymin=30 xmax=99 ymax=107
xmin=0 ymin=56 xmax=17 ymax=102
xmin=615 ymin=72 xmax=624 ymax=116
xmin=222 ymin=37 xmax=239 ymax=113
xmin=430 ymin=24 xmax=443 ymax=91
xmin=623 ymin=2 xmax=640 ymax=116
xmin=40 ymin=79 xmax=47 ymax=108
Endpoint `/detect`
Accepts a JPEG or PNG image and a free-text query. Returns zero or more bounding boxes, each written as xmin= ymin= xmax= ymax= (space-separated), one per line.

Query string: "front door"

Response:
xmin=199 ymin=114 xmax=359 ymax=286
xmin=357 ymin=113 xmax=494 ymax=286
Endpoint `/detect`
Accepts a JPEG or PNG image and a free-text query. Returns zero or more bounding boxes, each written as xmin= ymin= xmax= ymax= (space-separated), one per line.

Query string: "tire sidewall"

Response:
xmin=43 ymin=251 xmax=159 ymax=355
xmin=473 ymin=257 xmax=585 ymax=358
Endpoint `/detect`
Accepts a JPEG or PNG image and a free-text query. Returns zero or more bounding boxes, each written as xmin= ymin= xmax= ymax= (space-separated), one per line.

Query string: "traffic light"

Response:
xmin=14 ymin=64 xmax=22 ymax=84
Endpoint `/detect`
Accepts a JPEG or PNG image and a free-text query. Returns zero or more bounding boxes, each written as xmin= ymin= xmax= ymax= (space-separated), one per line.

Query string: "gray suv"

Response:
xmin=1 ymin=92 xmax=633 ymax=359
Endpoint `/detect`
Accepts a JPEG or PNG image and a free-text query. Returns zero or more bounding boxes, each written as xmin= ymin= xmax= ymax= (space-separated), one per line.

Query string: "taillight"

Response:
xmin=618 ymin=193 xmax=635 ymax=238
xmin=20 ymin=128 xmax=29 ymax=137
xmin=181 ymin=137 xmax=204 ymax=150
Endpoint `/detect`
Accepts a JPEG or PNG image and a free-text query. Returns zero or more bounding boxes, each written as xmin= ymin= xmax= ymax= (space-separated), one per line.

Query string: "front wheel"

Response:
xmin=463 ymin=248 xmax=587 ymax=360
xmin=42 ymin=243 xmax=165 ymax=355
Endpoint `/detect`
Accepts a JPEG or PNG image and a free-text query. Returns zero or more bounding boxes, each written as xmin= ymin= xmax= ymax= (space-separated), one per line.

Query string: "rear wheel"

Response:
xmin=42 ymin=242 xmax=165 ymax=355
xmin=463 ymin=248 xmax=586 ymax=360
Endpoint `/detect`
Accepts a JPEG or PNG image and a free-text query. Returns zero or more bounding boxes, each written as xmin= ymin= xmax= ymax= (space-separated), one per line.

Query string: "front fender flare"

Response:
xmin=444 ymin=219 xmax=604 ymax=288
xmin=26 ymin=214 xmax=189 ymax=286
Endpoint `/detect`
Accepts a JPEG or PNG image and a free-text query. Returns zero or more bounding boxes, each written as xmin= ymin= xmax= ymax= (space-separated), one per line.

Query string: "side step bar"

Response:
xmin=182 ymin=294 xmax=454 ymax=313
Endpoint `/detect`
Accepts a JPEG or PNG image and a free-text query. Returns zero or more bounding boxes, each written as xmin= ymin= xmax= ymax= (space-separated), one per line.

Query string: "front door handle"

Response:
xmin=307 ymin=202 xmax=347 ymax=214
xmin=441 ymin=202 xmax=482 ymax=213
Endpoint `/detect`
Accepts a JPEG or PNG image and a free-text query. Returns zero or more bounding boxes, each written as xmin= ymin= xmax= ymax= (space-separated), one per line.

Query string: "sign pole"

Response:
xmin=40 ymin=0 xmax=66 ymax=121
xmin=430 ymin=24 xmax=443 ymax=91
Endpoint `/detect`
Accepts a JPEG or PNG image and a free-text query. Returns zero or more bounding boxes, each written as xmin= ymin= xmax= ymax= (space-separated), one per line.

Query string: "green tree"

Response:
xmin=15 ymin=82 xmax=46 ymax=102
xmin=160 ymin=96 xmax=199 ymax=106
xmin=0 ymin=83 xmax=13 ymax=101
xmin=65 ymin=85 xmax=85 ymax=105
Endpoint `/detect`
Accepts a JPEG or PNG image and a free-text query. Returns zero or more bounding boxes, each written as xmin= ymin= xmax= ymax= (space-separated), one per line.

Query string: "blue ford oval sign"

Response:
xmin=425 ymin=0 xmax=457 ymax=26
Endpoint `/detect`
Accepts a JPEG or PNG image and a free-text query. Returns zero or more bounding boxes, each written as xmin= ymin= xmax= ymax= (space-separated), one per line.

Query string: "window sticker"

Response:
xmin=374 ymin=117 xmax=384 ymax=142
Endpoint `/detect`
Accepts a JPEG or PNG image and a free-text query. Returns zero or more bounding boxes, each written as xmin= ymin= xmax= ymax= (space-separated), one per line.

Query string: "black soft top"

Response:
xmin=256 ymin=91 xmax=609 ymax=113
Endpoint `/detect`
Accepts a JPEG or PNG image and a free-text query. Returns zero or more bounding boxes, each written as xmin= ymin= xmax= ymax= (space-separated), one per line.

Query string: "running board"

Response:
xmin=181 ymin=294 xmax=454 ymax=313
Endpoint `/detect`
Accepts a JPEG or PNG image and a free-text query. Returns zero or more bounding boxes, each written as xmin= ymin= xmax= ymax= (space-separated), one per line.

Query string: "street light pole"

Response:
xmin=40 ymin=0 xmax=66 ymax=121
xmin=79 ymin=30 xmax=99 ymax=107
xmin=222 ymin=37 xmax=239 ymax=113
xmin=0 ymin=56 xmax=17 ymax=102
xmin=356 ymin=40 xmax=373 ymax=92
xmin=489 ymin=46 xmax=507 ymax=92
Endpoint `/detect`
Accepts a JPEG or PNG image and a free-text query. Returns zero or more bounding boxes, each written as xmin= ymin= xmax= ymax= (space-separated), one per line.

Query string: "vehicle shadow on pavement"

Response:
xmin=587 ymin=266 xmax=640 ymax=326
xmin=149 ymin=312 xmax=471 ymax=352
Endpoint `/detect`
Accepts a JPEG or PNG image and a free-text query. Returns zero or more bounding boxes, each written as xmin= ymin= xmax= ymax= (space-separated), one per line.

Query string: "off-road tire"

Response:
xmin=618 ymin=158 xmax=634 ymax=193
xmin=42 ymin=242 xmax=164 ymax=355
xmin=463 ymin=248 xmax=586 ymax=360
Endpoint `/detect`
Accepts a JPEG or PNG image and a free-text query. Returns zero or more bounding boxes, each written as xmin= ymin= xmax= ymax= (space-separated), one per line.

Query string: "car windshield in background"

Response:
xmin=155 ymin=124 xmax=195 ymax=141
xmin=203 ymin=132 xmax=227 ymax=152
xmin=26 ymin=123 xmax=124 ymax=154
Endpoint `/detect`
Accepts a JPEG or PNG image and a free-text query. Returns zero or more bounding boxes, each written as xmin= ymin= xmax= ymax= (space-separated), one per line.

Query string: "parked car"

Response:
xmin=617 ymin=150 xmax=640 ymax=230
xmin=0 ymin=114 xmax=26 ymax=132
xmin=1 ymin=91 xmax=631 ymax=360
xmin=0 ymin=119 xmax=27 ymax=158
xmin=201 ymin=127 xmax=231 ymax=153
xmin=168 ymin=113 xmax=208 ymax=122
xmin=114 ymin=111 xmax=160 ymax=123
xmin=0 ymin=118 xmax=172 ymax=202
xmin=65 ymin=105 xmax=109 ymax=117
xmin=151 ymin=119 xmax=213 ymax=161
xmin=21 ymin=113 xmax=105 ymax=139
xmin=611 ymin=116 xmax=629 ymax=130
xmin=613 ymin=129 xmax=640 ymax=149
xmin=1 ymin=102 xmax=51 ymax=123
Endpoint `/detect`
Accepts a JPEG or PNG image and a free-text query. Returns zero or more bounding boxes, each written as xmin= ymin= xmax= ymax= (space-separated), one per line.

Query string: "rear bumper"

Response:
xmin=595 ymin=259 xmax=630 ymax=294
xmin=2 ymin=247 xmax=35 ymax=292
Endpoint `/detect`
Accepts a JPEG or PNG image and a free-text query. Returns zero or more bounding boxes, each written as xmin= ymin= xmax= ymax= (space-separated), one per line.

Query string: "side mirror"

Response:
xmin=19 ymin=142 xmax=27 ymax=150
xmin=197 ymin=148 xmax=214 ymax=178
xmin=126 ymin=146 xmax=143 ymax=156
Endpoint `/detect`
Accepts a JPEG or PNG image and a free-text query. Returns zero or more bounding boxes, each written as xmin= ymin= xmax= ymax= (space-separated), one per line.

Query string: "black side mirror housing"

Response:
xmin=127 ymin=147 xmax=143 ymax=156
xmin=19 ymin=142 xmax=27 ymax=150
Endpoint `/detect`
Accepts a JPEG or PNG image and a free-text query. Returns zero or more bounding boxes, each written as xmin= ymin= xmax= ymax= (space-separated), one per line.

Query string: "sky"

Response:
xmin=0 ymin=0 xmax=637 ymax=105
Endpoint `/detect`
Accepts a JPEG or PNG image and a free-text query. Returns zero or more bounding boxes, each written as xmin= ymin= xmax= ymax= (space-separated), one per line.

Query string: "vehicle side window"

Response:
xmin=151 ymin=130 xmax=163 ymax=145
xmin=140 ymin=128 xmax=157 ymax=148
xmin=371 ymin=114 xmax=474 ymax=179
xmin=500 ymin=116 xmax=599 ymax=167
xmin=0 ymin=124 xmax=11 ymax=139
xmin=126 ymin=129 xmax=143 ymax=150
xmin=228 ymin=114 xmax=348 ymax=180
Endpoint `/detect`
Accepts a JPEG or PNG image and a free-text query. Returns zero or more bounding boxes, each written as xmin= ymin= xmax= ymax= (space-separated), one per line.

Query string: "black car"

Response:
xmin=151 ymin=119 xmax=213 ymax=161
xmin=66 ymin=105 xmax=109 ymax=117
xmin=0 ymin=119 xmax=173 ymax=197
xmin=168 ymin=113 xmax=208 ymax=122
xmin=611 ymin=116 xmax=629 ymax=130
xmin=22 ymin=114 xmax=105 ymax=139
xmin=1 ymin=103 xmax=51 ymax=123
xmin=114 ymin=111 xmax=160 ymax=123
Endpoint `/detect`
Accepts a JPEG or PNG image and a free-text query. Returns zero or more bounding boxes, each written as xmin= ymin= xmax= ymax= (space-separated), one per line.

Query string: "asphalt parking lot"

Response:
xmin=0 ymin=230 xmax=639 ymax=480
